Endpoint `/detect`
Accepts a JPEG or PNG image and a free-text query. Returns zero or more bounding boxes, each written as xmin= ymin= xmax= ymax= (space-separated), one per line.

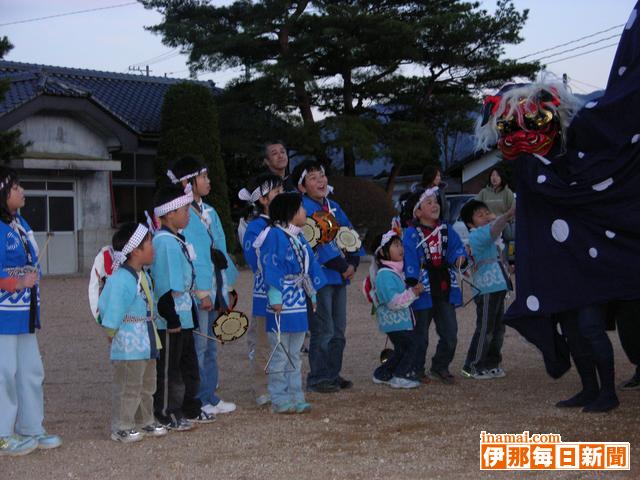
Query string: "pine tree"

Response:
xmin=0 ymin=37 xmax=27 ymax=163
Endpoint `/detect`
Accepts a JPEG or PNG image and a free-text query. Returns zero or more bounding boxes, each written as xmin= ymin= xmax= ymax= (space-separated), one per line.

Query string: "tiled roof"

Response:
xmin=0 ymin=60 xmax=220 ymax=135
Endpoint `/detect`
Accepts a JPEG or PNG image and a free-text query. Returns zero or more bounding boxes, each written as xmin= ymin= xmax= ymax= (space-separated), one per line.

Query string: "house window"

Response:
xmin=112 ymin=153 xmax=156 ymax=224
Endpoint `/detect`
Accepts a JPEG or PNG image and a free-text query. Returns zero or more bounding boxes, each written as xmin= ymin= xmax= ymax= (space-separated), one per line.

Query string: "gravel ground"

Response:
xmin=3 ymin=268 xmax=639 ymax=479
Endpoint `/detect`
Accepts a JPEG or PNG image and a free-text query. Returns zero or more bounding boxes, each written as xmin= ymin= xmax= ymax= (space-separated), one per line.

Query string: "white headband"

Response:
xmin=112 ymin=223 xmax=149 ymax=270
xmin=153 ymin=184 xmax=194 ymax=217
xmin=375 ymin=230 xmax=399 ymax=255
xmin=238 ymin=179 xmax=281 ymax=204
xmin=167 ymin=167 xmax=207 ymax=184
xmin=297 ymin=166 xmax=335 ymax=196
xmin=297 ymin=166 xmax=325 ymax=186
xmin=412 ymin=186 xmax=439 ymax=217
xmin=0 ymin=175 xmax=12 ymax=192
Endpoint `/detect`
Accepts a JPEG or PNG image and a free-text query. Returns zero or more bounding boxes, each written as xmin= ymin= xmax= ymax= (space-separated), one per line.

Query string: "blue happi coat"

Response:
xmin=242 ymin=215 xmax=269 ymax=317
xmin=0 ymin=216 xmax=40 ymax=334
xmin=99 ymin=266 xmax=160 ymax=361
xmin=151 ymin=227 xmax=195 ymax=330
xmin=403 ymin=223 xmax=466 ymax=311
xmin=182 ymin=200 xmax=238 ymax=308
xmin=302 ymin=195 xmax=364 ymax=285
xmin=259 ymin=226 xmax=327 ymax=333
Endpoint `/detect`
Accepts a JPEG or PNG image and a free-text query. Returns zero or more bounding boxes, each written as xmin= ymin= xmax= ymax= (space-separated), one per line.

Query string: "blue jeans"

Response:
xmin=194 ymin=309 xmax=220 ymax=407
xmin=267 ymin=331 xmax=305 ymax=406
xmin=413 ymin=298 xmax=458 ymax=375
xmin=307 ymin=284 xmax=347 ymax=386
xmin=0 ymin=334 xmax=45 ymax=437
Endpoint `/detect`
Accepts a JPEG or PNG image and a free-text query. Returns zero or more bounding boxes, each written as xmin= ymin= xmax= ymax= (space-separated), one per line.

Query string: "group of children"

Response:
xmin=0 ymin=149 xmax=516 ymax=453
xmin=369 ymin=187 xmax=515 ymax=389
xmin=96 ymin=156 xmax=238 ymax=443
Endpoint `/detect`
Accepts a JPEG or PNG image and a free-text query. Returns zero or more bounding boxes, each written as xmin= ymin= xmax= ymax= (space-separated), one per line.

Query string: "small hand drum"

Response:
xmin=212 ymin=311 xmax=249 ymax=343
xmin=302 ymin=217 xmax=322 ymax=248
xmin=335 ymin=227 xmax=361 ymax=253
xmin=303 ymin=211 xmax=340 ymax=247
xmin=313 ymin=210 xmax=340 ymax=244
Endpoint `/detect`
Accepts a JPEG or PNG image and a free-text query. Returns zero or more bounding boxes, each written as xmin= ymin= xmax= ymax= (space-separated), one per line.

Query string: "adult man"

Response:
xmin=263 ymin=141 xmax=296 ymax=192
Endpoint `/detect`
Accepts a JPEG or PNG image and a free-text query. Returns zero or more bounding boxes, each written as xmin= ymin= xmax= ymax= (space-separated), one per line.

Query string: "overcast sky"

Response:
xmin=1 ymin=0 xmax=637 ymax=94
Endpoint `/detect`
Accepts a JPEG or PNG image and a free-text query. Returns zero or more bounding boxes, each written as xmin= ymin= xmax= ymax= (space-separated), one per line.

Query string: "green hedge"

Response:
xmin=157 ymin=82 xmax=236 ymax=252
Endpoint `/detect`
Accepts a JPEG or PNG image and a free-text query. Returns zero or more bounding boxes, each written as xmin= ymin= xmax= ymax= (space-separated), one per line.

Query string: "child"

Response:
xmin=98 ymin=223 xmax=167 ymax=442
xmin=254 ymin=192 xmax=326 ymax=413
xmin=168 ymin=157 xmax=239 ymax=417
xmin=403 ymin=187 xmax=466 ymax=384
xmin=151 ymin=184 xmax=213 ymax=430
xmin=371 ymin=231 xmax=424 ymax=389
xmin=292 ymin=160 xmax=364 ymax=393
xmin=239 ymin=173 xmax=284 ymax=406
xmin=460 ymin=200 xmax=515 ymax=379
xmin=0 ymin=167 xmax=61 ymax=456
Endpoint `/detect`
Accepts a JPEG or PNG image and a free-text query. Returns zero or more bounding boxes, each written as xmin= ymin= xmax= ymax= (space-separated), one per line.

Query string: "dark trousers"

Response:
xmin=154 ymin=329 xmax=202 ymax=422
xmin=374 ymin=330 xmax=417 ymax=380
xmin=560 ymin=304 xmax=616 ymax=395
xmin=612 ymin=300 xmax=640 ymax=377
xmin=307 ymin=284 xmax=347 ymax=386
xmin=464 ymin=291 xmax=506 ymax=373
xmin=412 ymin=298 xmax=458 ymax=376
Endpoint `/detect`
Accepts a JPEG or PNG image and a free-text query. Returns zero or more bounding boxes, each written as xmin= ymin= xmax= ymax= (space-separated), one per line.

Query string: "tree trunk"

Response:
xmin=385 ymin=163 xmax=401 ymax=196
xmin=342 ymin=68 xmax=356 ymax=176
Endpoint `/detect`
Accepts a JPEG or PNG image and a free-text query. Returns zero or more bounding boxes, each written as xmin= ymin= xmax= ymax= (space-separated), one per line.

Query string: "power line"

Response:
xmin=130 ymin=49 xmax=180 ymax=67
xmin=569 ymin=77 xmax=604 ymax=91
xmin=516 ymin=23 xmax=624 ymax=60
xmin=543 ymin=42 xmax=619 ymax=66
xmin=532 ymin=33 xmax=622 ymax=62
xmin=0 ymin=2 xmax=138 ymax=27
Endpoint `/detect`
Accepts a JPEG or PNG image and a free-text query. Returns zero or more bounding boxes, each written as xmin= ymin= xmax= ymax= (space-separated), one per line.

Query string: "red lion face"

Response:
xmin=482 ymin=86 xmax=561 ymax=160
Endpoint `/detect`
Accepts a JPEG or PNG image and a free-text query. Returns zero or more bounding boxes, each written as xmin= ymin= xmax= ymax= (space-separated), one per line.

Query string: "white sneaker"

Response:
xmin=389 ymin=376 xmax=420 ymax=389
xmin=256 ymin=394 xmax=271 ymax=407
xmin=487 ymin=367 xmax=506 ymax=378
xmin=203 ymin=400 xmax=236 ymax=415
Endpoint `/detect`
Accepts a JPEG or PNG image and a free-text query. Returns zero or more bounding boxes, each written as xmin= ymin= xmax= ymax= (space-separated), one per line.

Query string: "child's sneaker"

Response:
xmin=30 ymin=433 xmax=62 ymax=449
xmin=111 ymin=429 xmax=143 ymax=443
xmin=618 ymin=374 xmax=640 ymax=390
xmin=256 ymin=394 xmax=271 ymax=407
xmin=372 ymin=374 xmax=390 ymax=385
xmin=203 ymin=400 xmax=236 ymax=415
xmin=164 ymin=417 xmax=194 ymax=432
xmin=461 ymin=367 xmax=493 ymax=379
xmin=189 ymin=411 xmax=216 ymax=424
xmin=295 ymin=402 xmax=312 ymax=414
xmin=140 ymin=423 xmax=168 ymax=437
xmin=389 ymin=376 xmax=420 ymax=389
xmin=0 ymin=435 xmax=38 ymax=456
xmin=487 ymin=367 xmax=506 ymax=378
xmin=272 ymin=402 xmax=296 ymax=414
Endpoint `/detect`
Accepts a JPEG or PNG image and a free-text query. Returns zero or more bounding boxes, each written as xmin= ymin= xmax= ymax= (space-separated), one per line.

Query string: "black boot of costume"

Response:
xmin=583 ymin=356 xmax=619 ymax=413
xmin=555 ymin=356 xmax=599 ymax=408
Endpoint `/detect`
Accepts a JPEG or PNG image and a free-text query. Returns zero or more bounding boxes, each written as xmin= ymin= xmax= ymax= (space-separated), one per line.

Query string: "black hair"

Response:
xmin=153 ymin=184 xmax=188 ymax=215
xmin=291 ymin=160 xmax=324 ymax=189
xmin=460 ymin=200 xmax=490 ymax=227
xmin=0 ymin=166 xmax=19 ymax=224
xmin=487 ymin=165 xmax=508 ymax=191
xmin=170 ymin=156 xmax=206 ymax=185
xmin=246 ymin=173 xmax=284 ymax=215
xmin=269 ymin=192 xmax=303 ymax=226
xmin=263 ymin=140 xmax=287 ymax=158
xmin=112 ymin=222 xmax=150 ymax=259
xmin=373 ymin=232 xmax=402 ymax=266
xmin=421 ymin=164 xmax=441 ymax=188
xmin=398 ymin=190 xmax=423 ymax=227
